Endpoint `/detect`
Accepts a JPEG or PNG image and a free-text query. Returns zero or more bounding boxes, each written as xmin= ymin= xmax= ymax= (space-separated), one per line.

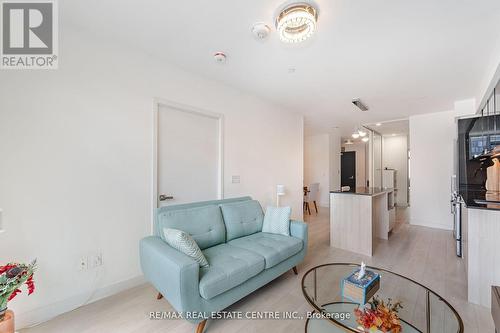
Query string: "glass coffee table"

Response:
xmin=301 ymin=263 xmax=464 ymax=333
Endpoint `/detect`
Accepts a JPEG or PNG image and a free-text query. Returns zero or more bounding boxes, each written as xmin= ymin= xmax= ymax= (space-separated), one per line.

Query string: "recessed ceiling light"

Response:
xmin=375 ymin=123 xmax=382 ymax=126
xmin=275 ymin=3 xmax=318 ymax=43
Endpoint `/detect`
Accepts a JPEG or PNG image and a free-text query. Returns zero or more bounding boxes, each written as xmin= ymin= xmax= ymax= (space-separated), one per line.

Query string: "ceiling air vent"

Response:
xmin=352 ymin=98 xmax=369 ymax=111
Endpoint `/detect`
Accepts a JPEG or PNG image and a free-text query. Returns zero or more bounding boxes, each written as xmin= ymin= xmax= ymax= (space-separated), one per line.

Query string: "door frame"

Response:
xmin=152 ymin=98 xmax=224 ymax=233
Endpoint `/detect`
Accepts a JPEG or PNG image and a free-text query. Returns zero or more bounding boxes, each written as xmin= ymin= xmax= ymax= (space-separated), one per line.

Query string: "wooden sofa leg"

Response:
xmin=196 ymin=319 xmax=207 ymax=333
xmin=292 ymin=266 xmax=298 ymax=275
xmin=156 ymin=292 xmax=163 ymax=300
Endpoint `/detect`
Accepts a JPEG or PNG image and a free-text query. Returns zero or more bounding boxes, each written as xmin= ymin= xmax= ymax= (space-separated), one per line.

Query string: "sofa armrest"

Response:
xmin=290 ymin=220 xmax=308 ymax=250
xmin=139 ymin=236 xmax=200 ymax=312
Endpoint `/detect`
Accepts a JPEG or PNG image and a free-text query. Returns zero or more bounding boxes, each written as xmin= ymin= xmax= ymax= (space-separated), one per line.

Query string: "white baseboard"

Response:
xmin=16 ymin=275 xmax=146 ymax=329
xmin=409 ymin=219 xmax=453 ymax=231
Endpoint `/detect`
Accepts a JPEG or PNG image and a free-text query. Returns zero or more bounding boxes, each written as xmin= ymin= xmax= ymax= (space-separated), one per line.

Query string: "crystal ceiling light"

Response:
xmin=352 ymin=133 xmax=360 ymax=139
xmin=275 ymin=3 xmax=318 ymax=43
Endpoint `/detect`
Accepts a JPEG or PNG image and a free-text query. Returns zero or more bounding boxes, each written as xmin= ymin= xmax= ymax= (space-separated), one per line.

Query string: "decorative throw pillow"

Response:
xmin=163 ymin=228 xmax=209 ymax=268
xmin=262 ymin=206 xmax=291 ymax=236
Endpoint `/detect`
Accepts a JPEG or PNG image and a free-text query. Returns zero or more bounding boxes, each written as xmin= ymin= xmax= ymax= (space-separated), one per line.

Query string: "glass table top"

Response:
xmin=301 ymin=263 xmax=463 ymax=333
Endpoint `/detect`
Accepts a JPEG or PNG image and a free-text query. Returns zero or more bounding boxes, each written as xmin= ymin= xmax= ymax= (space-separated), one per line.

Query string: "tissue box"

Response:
xmin=341 ymin=269 xmax=380 ymax=305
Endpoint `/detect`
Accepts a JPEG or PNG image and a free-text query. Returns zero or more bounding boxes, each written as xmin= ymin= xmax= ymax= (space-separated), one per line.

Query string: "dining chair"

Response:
xmin=304 ymin=183 xmax=319 ymax=215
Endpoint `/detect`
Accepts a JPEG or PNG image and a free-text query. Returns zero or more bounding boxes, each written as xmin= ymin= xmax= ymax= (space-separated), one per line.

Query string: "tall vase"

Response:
xmin=0 ymin=309 xmax=14 ymax=333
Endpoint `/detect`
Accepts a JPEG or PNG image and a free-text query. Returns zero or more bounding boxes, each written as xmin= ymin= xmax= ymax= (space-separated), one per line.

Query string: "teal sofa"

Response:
xmin=139 ymin=197 xmax=308 ymax=332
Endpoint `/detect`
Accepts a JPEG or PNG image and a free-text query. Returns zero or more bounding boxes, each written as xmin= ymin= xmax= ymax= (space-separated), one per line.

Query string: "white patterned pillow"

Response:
xmin=163 ymin=228 xmax=209 ymax=268
xmin=262 ymin=206 xmax=291 ymax=236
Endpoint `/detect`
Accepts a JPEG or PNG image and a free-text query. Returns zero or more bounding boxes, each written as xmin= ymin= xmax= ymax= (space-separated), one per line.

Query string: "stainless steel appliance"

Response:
xmin=451 ymin=190 xmax=463 ymax=257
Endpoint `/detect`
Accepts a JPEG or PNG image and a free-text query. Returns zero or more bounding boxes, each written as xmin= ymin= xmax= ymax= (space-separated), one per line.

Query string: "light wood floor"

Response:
xmin=22 ymin=208 xmax=494 ymax=333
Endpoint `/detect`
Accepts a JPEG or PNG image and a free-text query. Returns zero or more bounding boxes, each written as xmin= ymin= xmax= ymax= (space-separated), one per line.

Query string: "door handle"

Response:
xmin=349 ymin=176 xmax=354 ymax=179
xmin=159 ymin=194 xmax=174 ymax=201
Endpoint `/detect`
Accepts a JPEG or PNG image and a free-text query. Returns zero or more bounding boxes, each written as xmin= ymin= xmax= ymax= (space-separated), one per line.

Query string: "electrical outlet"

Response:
xmin=78 ymin=257 xmax=88 ymax=271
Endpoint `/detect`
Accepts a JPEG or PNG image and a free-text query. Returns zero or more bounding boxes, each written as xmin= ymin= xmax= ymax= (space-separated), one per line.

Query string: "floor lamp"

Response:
xmin=276 ymin=185 xmax=285 ymax=207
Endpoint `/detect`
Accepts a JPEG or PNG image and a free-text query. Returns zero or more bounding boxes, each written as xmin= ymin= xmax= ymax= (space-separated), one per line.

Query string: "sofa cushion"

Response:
xmin=220 ymin=200 xmax=264 ymax=241
xmin=228 ymin=232 xmax=303 ymax=269
xmin=163 ymin=228 xmax=209 ymax=268
xmin=199 ymin=244 xmax=265 ymax=299
xmin=262 ymin=206 xmax=292 ymax=236
xmin=157 ymin=205 xmax=225 ymax=250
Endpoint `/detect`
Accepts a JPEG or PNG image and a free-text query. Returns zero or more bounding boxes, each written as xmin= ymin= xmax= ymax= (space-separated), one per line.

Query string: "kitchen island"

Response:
xmin=330 ymin=187 xmax=395 ymax=256
xmin=460 ymin=188 xmax=500 ymax=308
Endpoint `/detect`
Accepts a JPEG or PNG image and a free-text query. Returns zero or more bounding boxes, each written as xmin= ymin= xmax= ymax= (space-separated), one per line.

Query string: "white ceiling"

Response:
xmin=62 ymin=0 xmax=500 ymax=137
xmin=366 ymin=119 xmax=409 ymax=137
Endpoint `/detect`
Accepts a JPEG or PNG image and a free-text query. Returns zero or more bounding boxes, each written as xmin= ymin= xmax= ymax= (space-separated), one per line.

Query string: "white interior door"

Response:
xmin=156 ymin=103 xmax=222 ymax=207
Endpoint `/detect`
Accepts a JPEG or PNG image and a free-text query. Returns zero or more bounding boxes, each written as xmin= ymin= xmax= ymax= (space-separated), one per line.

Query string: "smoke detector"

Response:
xmin=213 ymin=52 xmax=227 ymax=64
xmin=252 ymin=23 xmax=271 ymax=40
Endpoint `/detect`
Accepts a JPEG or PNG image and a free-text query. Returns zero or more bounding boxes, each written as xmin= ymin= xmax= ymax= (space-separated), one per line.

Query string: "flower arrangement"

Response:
xmin=354 ymin=296 xmax=403 ymax=333
xmin=0 ymin=260 xmax=36 ymax=321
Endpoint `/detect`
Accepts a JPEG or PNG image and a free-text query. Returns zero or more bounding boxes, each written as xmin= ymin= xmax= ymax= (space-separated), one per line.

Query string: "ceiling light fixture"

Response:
xmin=352 ymin=133 xmax=360 ymax=139
xmin=358 ymin=129 xmax=367 ymax=137
xmin=275 ymin=3 xmax=318 ymax=43
xmin=362 ymin=137 xmax=369 ymax=143
xmin=375 ymin=123 xmax=382 ymax=126
xmin=344 ymin=139 xmax=354 ymax=145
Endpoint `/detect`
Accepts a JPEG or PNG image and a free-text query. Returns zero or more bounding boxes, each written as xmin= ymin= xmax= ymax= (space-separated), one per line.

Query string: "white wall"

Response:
xmin=409 ymin=99 xmax=475 ymax=230
xmin=342 ymin=143 xmax=367 ymax=188
xmin=0 ymin=26 xmax=304 ymax=328
xmin=304 ymin=130 xmax=341 ymax=207
xmin=304 ymin=134 xmax=330 ymax=207
xmin=382 ymin=135 xmax=408 ymax=206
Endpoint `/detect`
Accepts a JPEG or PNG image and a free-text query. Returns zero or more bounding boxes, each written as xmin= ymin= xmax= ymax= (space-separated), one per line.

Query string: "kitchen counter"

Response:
xmin=330 ymin=187 xmax=394 ymax=196
xmin=460 ymin=187 xmax=500 ymax=210
xmin=463 ymin=205 xmax=500 ymax=307
xmin=330 ymin=188 xmax=396 ymax=256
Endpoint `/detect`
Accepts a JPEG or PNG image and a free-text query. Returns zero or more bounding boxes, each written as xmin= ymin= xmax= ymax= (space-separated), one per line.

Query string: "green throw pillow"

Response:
xmin=163 ymin=228 xmax=209 ymax=268
xmin=262 ymin=206 xmax=291 ymax=236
